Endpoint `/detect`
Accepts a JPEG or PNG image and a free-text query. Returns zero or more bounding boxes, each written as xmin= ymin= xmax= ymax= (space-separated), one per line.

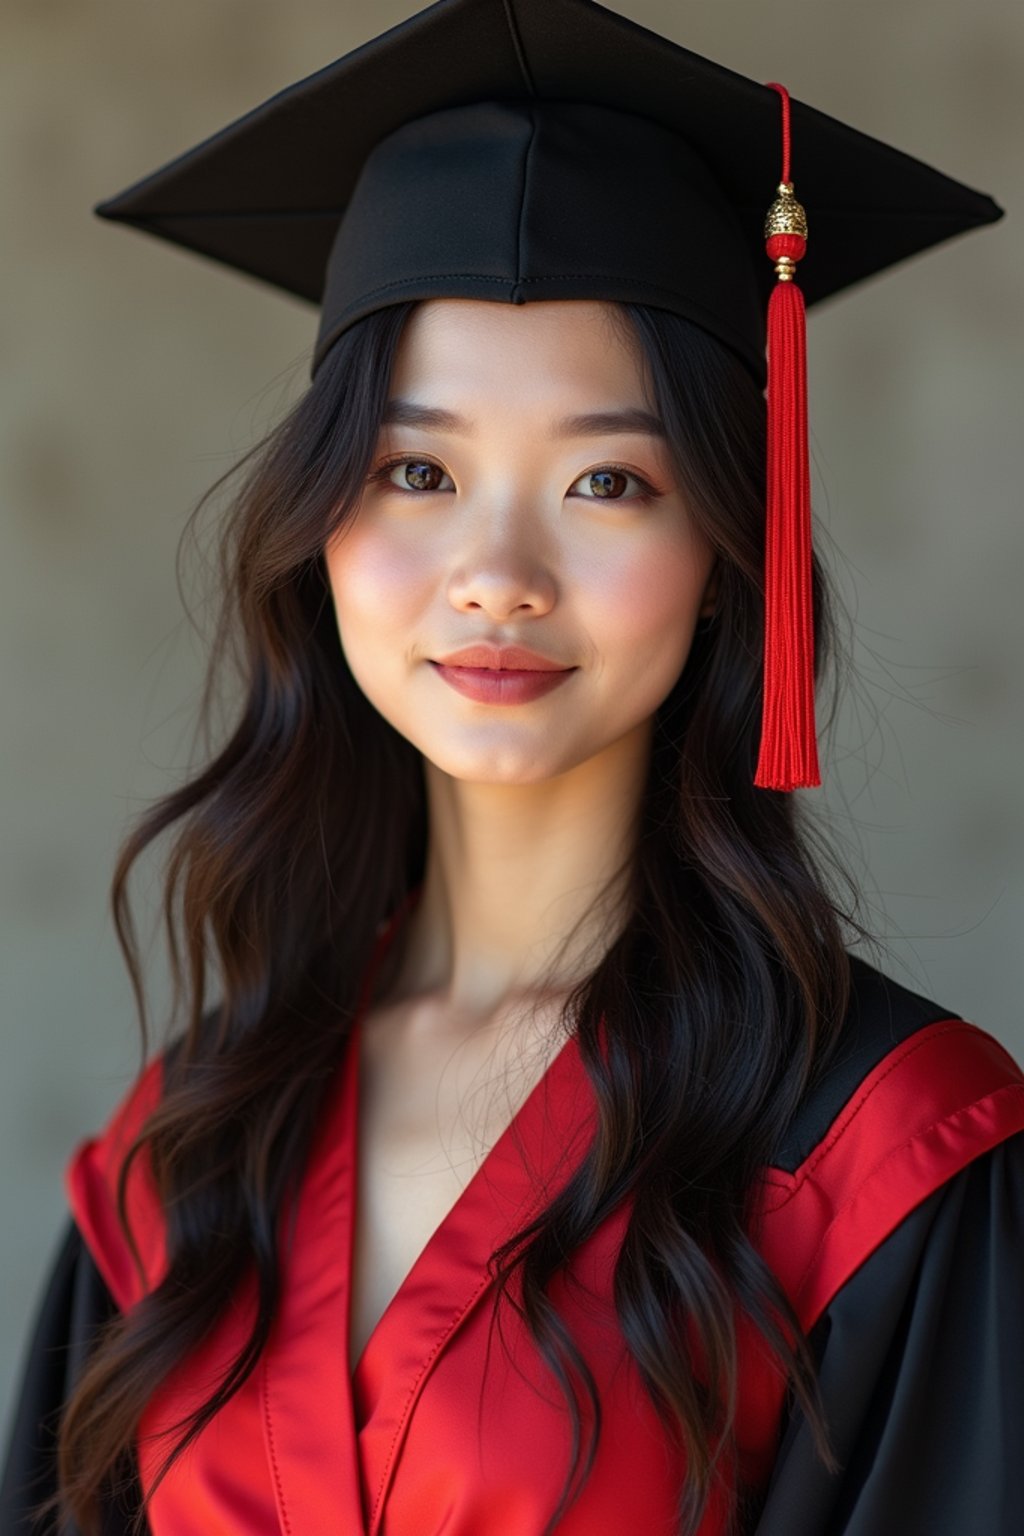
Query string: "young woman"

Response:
xmin=3 ymin=2 xmax=1022 ymax=1534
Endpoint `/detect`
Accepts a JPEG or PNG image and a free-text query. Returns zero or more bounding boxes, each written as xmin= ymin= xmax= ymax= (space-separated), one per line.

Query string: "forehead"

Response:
xmin=388 ymin=298 xmax=648 ymax=403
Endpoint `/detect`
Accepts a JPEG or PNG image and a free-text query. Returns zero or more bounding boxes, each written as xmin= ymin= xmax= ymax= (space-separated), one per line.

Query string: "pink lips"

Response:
xmin=429 ymin=642 xmax=577 ymax=705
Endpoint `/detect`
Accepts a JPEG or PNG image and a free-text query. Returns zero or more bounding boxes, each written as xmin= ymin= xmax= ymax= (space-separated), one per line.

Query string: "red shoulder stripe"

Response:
xmin=756 ymin=1019 xmax=1024 ymax=1332
xmin=64 ymin=1055 xmax=168 ymax=1312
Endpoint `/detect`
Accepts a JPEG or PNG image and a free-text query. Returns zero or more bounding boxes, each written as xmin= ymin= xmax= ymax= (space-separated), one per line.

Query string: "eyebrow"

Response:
xmin=381 ymin=398 xmax=667 ymax=439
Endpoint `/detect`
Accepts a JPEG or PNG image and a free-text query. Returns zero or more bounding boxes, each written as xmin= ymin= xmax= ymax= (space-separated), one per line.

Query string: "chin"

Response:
xmin=418 ymin=742 xmax=574 ymax=786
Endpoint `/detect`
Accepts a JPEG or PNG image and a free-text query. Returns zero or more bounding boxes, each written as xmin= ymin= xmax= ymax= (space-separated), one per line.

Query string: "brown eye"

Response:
xmin=571 ymin=465 xmax=654 ymax=501
xmin=394 ymin=459 xmax=450 ymax=492
xmin=585 ymin=468 xmax=628 ymax=498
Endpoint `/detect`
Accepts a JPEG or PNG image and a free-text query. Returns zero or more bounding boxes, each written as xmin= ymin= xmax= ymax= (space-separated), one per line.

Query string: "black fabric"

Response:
xmin=748 ymin=1130 xmax=1024 ymax=1535
xmin=315 ymin=97 xmax=766 ymax=381
xmin=91 ymin=0 xmax=1003 ymax=380
xmin=774 ymin=951 xmax=964 ymax=1173
xmin=0 ymin=1222 xmax=144 ymax=1536
xmin=3 ymin=1134 xmax=1022 ymax=1534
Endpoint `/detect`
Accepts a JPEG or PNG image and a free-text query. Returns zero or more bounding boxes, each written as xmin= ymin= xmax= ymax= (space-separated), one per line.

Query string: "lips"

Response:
xmin=428 ymin=641 xmax=577 ymax=704
xmin=429 ymin=660 xmax=576 ymax=705
xmin=433 ymin=643 xmax=571 ymax=672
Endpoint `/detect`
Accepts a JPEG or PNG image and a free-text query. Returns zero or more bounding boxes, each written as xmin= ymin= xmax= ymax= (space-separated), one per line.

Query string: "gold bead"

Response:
xmin=774 ymin=256 xmax=798 ymax=281
xmin=764 ymin=181 xmax=808 ymax=241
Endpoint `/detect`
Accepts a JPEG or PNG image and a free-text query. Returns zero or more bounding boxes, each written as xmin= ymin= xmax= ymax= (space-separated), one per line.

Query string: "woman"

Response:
xmin=3 ymin=2 xmax=1022 ymax=1534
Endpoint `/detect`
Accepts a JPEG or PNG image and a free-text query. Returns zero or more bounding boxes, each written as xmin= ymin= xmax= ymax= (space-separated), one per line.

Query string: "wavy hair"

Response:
xmin=40 ymin=297 xmax=883 ymax=1536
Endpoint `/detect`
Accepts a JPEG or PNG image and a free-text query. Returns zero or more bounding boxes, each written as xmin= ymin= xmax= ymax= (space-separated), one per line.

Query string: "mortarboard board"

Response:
xmin=92 ymin=0 xmax=1003 ymax=792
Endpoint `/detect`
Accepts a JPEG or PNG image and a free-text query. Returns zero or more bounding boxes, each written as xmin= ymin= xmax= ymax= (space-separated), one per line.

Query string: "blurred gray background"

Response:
xmin=2 ymin=0 xmax=1022 ymax=1439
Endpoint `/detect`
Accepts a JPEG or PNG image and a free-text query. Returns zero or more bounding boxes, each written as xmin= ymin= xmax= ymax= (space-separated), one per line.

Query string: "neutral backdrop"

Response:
xmin=3 ymin=0 xmax=1022 ymax=1443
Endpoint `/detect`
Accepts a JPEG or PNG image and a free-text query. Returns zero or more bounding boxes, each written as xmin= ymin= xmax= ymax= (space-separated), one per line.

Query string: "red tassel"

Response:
xmin=753 ymin=84 xmax=821 ymax=791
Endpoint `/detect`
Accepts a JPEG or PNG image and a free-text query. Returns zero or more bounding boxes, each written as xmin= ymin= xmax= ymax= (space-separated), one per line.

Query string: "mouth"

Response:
xmin=428 ymin=660 xmax=577 ymax=705
xmin=432 ymin=646 xmax=572 ymax=672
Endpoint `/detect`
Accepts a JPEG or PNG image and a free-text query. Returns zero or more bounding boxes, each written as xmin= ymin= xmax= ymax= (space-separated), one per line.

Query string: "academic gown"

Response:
xmin=3 ymin=914 xmax=1024 ymax=1535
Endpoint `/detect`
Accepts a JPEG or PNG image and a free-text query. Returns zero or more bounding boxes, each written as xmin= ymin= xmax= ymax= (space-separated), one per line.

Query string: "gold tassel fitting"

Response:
xmin=764 ymin=181 xmax=808 ymax=240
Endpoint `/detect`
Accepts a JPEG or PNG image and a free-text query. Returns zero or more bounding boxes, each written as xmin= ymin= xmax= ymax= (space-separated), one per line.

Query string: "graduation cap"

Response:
xmin=93 ymin=0 xmax=1003 ymax=792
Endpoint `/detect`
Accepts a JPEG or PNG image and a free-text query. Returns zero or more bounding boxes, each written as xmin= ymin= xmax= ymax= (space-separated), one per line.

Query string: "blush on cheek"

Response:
xmin=328 ymin=532 xmax=429 ymax=628
xmin=603 ymin=553 xmax=705 ymax=640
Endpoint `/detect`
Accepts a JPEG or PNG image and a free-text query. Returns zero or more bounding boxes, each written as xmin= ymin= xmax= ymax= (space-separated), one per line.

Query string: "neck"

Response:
xmin=387 ymin=719 xmax=651 ymax=1021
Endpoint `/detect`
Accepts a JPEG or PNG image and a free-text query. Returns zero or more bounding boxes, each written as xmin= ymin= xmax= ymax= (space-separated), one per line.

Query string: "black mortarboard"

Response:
xmin=92 ymin=0 xmax=1003 ymax=791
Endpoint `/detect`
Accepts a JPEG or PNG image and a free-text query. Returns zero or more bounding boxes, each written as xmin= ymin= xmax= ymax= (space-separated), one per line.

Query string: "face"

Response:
xmin=323 ymin=298 xmax=719 ymax=785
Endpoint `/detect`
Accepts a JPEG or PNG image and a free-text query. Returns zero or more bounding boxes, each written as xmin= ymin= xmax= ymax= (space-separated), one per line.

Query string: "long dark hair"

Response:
xmin=42 ymin=297 xmax=884 ymax=1536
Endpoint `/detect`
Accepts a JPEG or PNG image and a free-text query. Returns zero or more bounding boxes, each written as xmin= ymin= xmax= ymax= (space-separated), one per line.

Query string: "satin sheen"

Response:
xmin=65 ymin=914 xmax=1024 ymax=1535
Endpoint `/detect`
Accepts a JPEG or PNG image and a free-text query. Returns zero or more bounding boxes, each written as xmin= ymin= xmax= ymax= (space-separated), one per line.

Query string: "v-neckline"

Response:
xmin=260 ymin=892 xmax=598 ymax=1536
xmin=346 ymin=891 xmax=580 ymax=1387
xmin=346 ymin=998 xmax=574 ymax=1384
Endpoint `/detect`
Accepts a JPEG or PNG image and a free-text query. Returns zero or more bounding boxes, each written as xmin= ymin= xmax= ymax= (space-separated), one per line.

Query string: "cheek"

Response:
xmin=325 ymin=524 xmax=429 ymax=646
xmin=578 ymin=529 xmax=711 ymax=670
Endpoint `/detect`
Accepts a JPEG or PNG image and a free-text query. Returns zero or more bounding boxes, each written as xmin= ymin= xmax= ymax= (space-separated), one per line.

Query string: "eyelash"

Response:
xmin=366 ymin=453 xmax=663 ymax=505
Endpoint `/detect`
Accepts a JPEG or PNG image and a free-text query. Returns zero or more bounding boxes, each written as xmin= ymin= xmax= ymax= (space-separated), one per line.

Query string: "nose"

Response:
xmin=446 ymin=509 xmax=557 ymax=620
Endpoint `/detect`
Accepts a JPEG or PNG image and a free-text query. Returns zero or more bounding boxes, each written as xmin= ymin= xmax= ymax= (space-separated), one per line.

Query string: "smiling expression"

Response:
xmin=322 ymin=298 xmax=719 ymax=785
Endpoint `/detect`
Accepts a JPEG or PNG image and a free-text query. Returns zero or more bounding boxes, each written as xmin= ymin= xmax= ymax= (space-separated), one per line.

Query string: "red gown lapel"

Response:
xmin=353 ymin=1019 xmax=594 ymax=1534
xmin=260 ymin=908 xmax=599 ymax=1536
xmin=257 ymin=1017 xmax=364 ymax=1533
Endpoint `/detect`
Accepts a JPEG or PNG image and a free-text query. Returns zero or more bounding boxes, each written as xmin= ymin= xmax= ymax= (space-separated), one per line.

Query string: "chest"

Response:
xmin=129 ymin=993 xmax=795 ymax=1536
xmin=347 ymin=1002 xmax=561 ymax=1369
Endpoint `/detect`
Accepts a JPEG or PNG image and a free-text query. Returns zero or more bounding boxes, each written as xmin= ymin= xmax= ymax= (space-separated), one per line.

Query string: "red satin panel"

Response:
xmin=65 ymin=930 xmax=1024 ymax=1535
xmin=65 ymin=1055 xmax=166 ymax=1309
xmin=755 ymin=1019 xmax=1024 ymax=1331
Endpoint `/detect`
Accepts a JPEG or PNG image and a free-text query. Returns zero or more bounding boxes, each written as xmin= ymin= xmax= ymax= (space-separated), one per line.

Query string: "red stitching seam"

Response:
xmin=367 ymin=1182 xmax=552 ymax=1530
xmin=368 ymin=1272 xmax=497 ymax=1528
xmin=793 ymin=1081 xmax=1024 ymax=1308
xmin=260 ymin=1354 xmax=293 ymax=1536
xmin=761 ymin=1020 xmax=1014 ymax=1209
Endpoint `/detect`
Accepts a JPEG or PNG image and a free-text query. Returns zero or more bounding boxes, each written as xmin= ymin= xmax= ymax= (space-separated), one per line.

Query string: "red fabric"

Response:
xmin=65 ymin=925 xmax=1024 ymax=1534
xmin=755 ymin=1018 xmax=1024 ymax=1328
xmin=64 ymin=1055 xmax=166 ymax=1309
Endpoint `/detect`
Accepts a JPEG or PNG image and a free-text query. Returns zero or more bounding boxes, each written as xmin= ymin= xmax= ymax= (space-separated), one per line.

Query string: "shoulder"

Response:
xmin=63 ymin=1048 xmax=171 ymax=1314
xmin=775 ymin=950 xmax=1023 ymax=1169
xmin=755 ymin=951 xmax=1024 ymax=1331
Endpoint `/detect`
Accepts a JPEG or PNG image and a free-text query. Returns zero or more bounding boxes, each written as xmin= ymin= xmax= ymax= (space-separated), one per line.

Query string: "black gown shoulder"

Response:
xmin=749 ymin=950 xmax=1024 ymax=1532
xmin=0 ymin=1217 xmax=145 ymax=1535
xmin=748 ymin=1129 xmax=1024 ymax=1533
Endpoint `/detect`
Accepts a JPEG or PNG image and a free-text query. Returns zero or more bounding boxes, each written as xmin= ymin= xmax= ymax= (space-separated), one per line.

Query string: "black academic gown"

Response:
xmin=3 ymin=954 xmax=1023 ymax=1535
